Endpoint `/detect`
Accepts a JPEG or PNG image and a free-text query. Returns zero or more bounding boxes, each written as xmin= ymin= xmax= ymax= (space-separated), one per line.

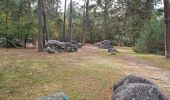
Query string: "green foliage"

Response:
xmin=0 ymin=0 xmax=165 ymax=55
xmin=134 ymin=18 xmax=165 ymax=55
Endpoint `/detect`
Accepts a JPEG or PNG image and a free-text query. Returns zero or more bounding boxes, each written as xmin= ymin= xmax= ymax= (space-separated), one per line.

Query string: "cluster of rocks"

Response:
xmin=94 ymin=40 xmax=118 ymax=55
xmin=0 ymin=38 xmax=24 ymax=48
xmin=112 ymin=75 xmax=168 ymax=100
xmin=94 ymin=40 xmax=113 ymax=49
xmin=46 ymin=40 xmax=82 ymax=53
xmin=36 ymin=92 xmax=68 ymax=100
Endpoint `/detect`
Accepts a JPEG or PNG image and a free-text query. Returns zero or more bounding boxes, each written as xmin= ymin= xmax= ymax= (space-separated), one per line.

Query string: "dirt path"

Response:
xmin=119 ymin=54 xmax=170 ymax=97
xmin=81 ymin=44 xmax=170 ymax=98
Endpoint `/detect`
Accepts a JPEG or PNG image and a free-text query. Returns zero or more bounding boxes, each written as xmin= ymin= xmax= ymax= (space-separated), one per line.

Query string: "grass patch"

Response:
xmin=135 ymin=54 xmax=170 ymax=71
xmin=0 ymin=49 xmax=123 ymax=100
xmin=1 ymin=47 xmax=169 ymax=100
xmin=116 ymin=46 xmax=170 ymax=71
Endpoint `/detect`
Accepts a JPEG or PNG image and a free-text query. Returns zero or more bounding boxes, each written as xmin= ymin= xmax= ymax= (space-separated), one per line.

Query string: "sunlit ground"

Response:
xmin=0 ymin=45 xmax=170 ymax=100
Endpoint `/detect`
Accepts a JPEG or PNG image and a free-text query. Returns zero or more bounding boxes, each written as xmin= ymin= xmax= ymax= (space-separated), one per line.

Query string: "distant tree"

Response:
xmin=81 ymin=0 xmax=86 ymax=43
xmin=28 ymin=0 xmax=36 ymax=45
xmin=82 ymin=0 xmax=89 ymax=45
xmin=63 ymin=0 xmax=67 ymax=41
xmin=164 ymin=0 xmax=170 ymax=58
xmin=100 ymin=0 xmax=112 ymax=40
xmin=69 ymin=0 xmax=73 ymax=42
xmin=46 ymin=0 xmax=61 ymax=19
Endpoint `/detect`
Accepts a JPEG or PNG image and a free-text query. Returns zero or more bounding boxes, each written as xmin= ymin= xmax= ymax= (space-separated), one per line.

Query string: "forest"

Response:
xmin=0 ymin=0 xmax=170 ymax=100
xmin=0 ymin=0 xmax=169 ymax=56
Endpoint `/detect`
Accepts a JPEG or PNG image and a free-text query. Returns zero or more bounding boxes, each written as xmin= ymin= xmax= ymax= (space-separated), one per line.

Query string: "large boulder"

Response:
xmin=94 ymin=40 xmax=113 ymax=49
xmin=71 ymin=40 xmax=82 ymax=48
xmin=0 ymin=38 xmax=24 ymax=48
xmin=0 ymin=38 xmax=6 ymax=48
xmin=94 ymin=42 xmax=101 ymax=47
xmin=112 ymin=75 xmax=168 ymax=100
xmin=113 ymin=75 xmax=155 ymax=91
xmin=46 ymin=40 xmax=65 ymax=49
xmin=112 ymin=83 xmax=168 ymax=100
xmin=46 ymin=40 xmax=78 ymax=53
xmin=65 ymin=43 xmax=78 ymax=52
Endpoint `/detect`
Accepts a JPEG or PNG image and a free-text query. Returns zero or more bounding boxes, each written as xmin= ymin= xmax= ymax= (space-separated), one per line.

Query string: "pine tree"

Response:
xmin=38 ymin=0 xmax=43 ymax=52
xmin=164 ymin=0 xmax=170 ymax=58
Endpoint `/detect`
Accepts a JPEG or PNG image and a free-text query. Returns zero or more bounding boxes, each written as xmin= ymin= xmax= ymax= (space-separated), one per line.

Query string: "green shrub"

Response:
xmin=134 ymin=19 xmax=165 ymax=55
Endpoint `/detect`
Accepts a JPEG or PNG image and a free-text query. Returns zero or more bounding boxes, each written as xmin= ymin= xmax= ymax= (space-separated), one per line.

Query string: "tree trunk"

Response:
xmin=5 ymin=11 xmax=9 ymax=23
xmin=24 ymin=34 xmax=28 ymax=48
xmin=63 ymin=0 xmax=67 ymax=41
xmin=42 ymin=0 xmax=49 ymax=41
xmin=69 ymin=0 xmax=73 ymax=42
xmin=119 ymin=32 xmax=125 ymax=46
xmin=38 ymin=0 xmax=43 ymax=52
xmin=82 ymin=0 xmax=89 ymax=45
xmin=164 ymin=0 xmax=170 ymax=58
xmin=81 ymin=0 xmax=86 ymax=43
xmin=90 ymin=23 xmax=94 ymax=42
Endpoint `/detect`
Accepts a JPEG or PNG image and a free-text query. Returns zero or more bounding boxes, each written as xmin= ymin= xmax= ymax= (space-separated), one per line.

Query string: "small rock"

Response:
xmin=46 ymin=46 xmax=56 ymax=53
xmin=36 ymin=92 xmax=68 ymax=100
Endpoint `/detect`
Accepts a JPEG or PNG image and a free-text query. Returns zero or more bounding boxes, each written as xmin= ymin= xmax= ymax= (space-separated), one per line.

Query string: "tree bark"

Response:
xmin=42 ymin=0 xmax=49 ymax=41
xmin=164 ymin=0 xmax=170 ymax=58
xmin=82 ymin=0 xmax=89 ymax=45
xmin=119 ymin=32 xmax=125 ymax=46
xmin=69 ymin=0 xmax=73 ymax=42
xmin=63 ymin=0 xmax=67 ymax=41
xmin=38 ymin=0 xmax=43 ymax=52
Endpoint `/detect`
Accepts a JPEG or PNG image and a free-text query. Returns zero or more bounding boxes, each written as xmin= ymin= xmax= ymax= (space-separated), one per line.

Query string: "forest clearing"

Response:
xmin=0 ymin=44 xmax=170 ymax=100
xmin=1 ymin=0 xmax=170 ymax=100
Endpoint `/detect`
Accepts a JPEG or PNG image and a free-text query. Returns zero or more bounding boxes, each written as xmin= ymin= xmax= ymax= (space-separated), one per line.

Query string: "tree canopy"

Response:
xmin=0 ymin=0 xmax=168 ymax=57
